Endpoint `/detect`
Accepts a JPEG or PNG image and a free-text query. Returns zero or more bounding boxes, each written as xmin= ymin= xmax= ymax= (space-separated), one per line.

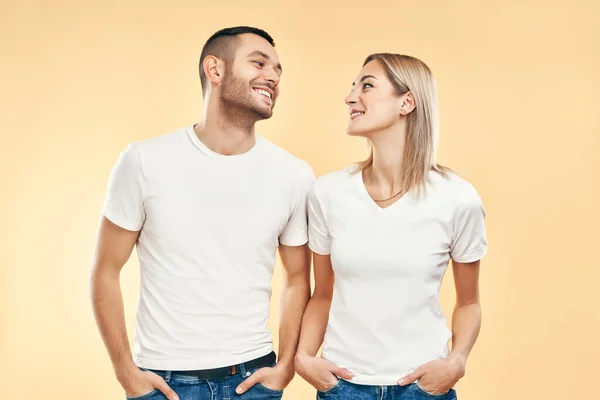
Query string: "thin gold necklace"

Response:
xmin=373 ymin=189 xmax=403 ymax=202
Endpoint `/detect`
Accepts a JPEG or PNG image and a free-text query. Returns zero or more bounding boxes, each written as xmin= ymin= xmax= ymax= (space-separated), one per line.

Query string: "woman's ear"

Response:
xmin=399 ymin=92 xmax=416 ymax=115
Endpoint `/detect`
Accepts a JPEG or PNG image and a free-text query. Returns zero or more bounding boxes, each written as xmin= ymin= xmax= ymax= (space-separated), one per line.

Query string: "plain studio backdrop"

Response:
xmin=1 ymin=1 xmax=598 ymax=399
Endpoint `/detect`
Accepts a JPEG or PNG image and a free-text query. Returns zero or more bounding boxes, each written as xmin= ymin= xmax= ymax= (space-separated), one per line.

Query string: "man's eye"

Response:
xmin=254 ymin=61 xmax=264 ymax=67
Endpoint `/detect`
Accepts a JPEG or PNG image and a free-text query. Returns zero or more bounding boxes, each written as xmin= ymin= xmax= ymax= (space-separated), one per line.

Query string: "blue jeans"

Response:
xmin=126 ymin=362 xmax=283 ymax=400
xmin=317 ymin=379 xmax=457 ymax=400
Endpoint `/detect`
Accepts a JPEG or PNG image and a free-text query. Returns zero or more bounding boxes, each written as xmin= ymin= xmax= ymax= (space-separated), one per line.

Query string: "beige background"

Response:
xmin=1 ymin=0 xmax=599 ymax=399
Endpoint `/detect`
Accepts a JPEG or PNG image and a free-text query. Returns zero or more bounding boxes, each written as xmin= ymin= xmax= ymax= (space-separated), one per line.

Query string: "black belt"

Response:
xmin=151 ymin=351 xmax=277 ymax=380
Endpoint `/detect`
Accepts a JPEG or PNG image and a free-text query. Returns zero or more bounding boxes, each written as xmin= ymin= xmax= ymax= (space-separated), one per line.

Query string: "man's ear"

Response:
xmin=203 ymin=55 xmax=225 ymax=85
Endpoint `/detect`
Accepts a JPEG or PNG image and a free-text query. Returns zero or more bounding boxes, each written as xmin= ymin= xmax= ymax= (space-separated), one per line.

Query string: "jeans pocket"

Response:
xmin=317 ymin=378 xmax=342 ymax=395
xmin=125 ymin=388 xmax=160 ymax=400
xmin=255 ymin=382 xmax=284 ymax=394
xmin=413 ymin=382 xmax=452 ymax=398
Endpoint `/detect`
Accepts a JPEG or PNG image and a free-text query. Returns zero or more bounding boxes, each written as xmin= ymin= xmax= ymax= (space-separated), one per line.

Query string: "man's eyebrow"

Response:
xmin=352 ymin=75 xmax=377 ymax=86
xmin=246 ymin=50 xmax=283 ymax=74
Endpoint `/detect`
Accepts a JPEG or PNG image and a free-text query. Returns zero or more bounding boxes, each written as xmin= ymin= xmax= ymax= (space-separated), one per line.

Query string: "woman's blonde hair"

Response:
xmin=355 ymin=53 xmax=452 ymax=196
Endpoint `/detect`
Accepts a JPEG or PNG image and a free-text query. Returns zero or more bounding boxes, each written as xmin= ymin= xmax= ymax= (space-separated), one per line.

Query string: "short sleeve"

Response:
xmin=307 ymin=182 xmax=331 ymax=255
xmin=102 ymin=143 xmax=146 ymax=231
xmin=278 ymin=161 xmax=315 ymax=246
xmin=450 ymin=185 xmax=488 ymax=263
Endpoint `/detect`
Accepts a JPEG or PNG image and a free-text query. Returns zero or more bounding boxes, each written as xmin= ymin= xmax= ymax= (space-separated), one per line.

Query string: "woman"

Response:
xmin=294 ymin=53 xmax=487 ymax=400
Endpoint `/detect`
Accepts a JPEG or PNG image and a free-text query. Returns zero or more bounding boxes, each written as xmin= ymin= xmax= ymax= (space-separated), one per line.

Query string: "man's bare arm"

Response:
xmin=89 ymin=217 xmax=178 ymax=399
xmin=235 ymin=243 xmax=311 ymax=394
xmin=275 ymin=243 xmax=312 ymax=369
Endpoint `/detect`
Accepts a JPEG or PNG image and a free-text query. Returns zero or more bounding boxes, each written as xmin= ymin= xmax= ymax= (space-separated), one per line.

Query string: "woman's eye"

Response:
xmin=363 ymin=83 xmax=373 ymax=89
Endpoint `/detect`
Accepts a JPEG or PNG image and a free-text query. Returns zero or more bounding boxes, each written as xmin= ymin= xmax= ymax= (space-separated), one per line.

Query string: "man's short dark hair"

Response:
xmin=199 ymin=26 xmax=275 ymax=94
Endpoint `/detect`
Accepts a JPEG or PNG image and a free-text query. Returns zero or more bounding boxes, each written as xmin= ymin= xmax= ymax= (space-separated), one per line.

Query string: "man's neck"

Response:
xmin=194 ymin=99 xmax=258 ymax=156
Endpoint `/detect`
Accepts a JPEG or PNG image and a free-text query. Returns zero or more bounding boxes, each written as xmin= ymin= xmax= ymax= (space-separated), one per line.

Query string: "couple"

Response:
xmin=90 ymin=26 xmax=487 ymax=400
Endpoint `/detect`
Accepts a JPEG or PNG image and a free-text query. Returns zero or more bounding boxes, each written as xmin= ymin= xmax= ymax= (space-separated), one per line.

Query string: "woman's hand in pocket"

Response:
xmin=295 ymin=354 xmax=353 ymax=392
xmin=397 ymin=356 xmax=465 ymax=395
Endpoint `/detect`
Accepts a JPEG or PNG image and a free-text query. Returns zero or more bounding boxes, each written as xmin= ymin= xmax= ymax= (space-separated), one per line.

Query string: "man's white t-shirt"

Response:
xmin=308 ymin=166 xmax=487 ymax=386
xmin=102 ymin=126 xmax=314 ymax=370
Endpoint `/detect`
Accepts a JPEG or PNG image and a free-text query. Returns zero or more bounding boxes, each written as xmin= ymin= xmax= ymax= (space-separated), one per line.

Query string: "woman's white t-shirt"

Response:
xmin=308 ymin=166 xmax=487 ymax=386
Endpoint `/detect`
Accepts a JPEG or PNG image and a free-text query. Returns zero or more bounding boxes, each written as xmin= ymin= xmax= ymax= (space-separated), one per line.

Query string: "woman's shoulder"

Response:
xmin=315 ymin=165 xmax=357 ymax=185
xmin=428 ymin=170 xmax=482 ymax=203
xmin=311 ymin=165 xmax=358 ymax=196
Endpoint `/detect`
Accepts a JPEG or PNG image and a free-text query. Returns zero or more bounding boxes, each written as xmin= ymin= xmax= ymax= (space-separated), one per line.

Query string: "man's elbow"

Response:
xmin=89 ymin=262 xmax=120 ymax=295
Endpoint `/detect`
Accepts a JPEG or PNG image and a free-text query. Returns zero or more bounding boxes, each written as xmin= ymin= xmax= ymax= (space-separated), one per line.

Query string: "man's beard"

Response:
xmin=220 ymin=72 xmax=273 ymax=121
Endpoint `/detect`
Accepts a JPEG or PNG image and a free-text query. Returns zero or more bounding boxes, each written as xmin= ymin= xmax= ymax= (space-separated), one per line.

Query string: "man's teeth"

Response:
xmin=255 ymin=89 xmax=272 ymax=99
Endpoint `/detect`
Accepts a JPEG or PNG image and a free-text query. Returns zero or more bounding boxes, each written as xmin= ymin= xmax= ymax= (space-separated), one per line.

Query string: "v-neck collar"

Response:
xmin=353 ymin=168 xmax=411 ymax=212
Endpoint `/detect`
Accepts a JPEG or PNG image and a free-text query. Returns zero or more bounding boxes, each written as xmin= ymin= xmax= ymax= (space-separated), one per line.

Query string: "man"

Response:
xmin=90 ymin=26 xmax=314 ymax=400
